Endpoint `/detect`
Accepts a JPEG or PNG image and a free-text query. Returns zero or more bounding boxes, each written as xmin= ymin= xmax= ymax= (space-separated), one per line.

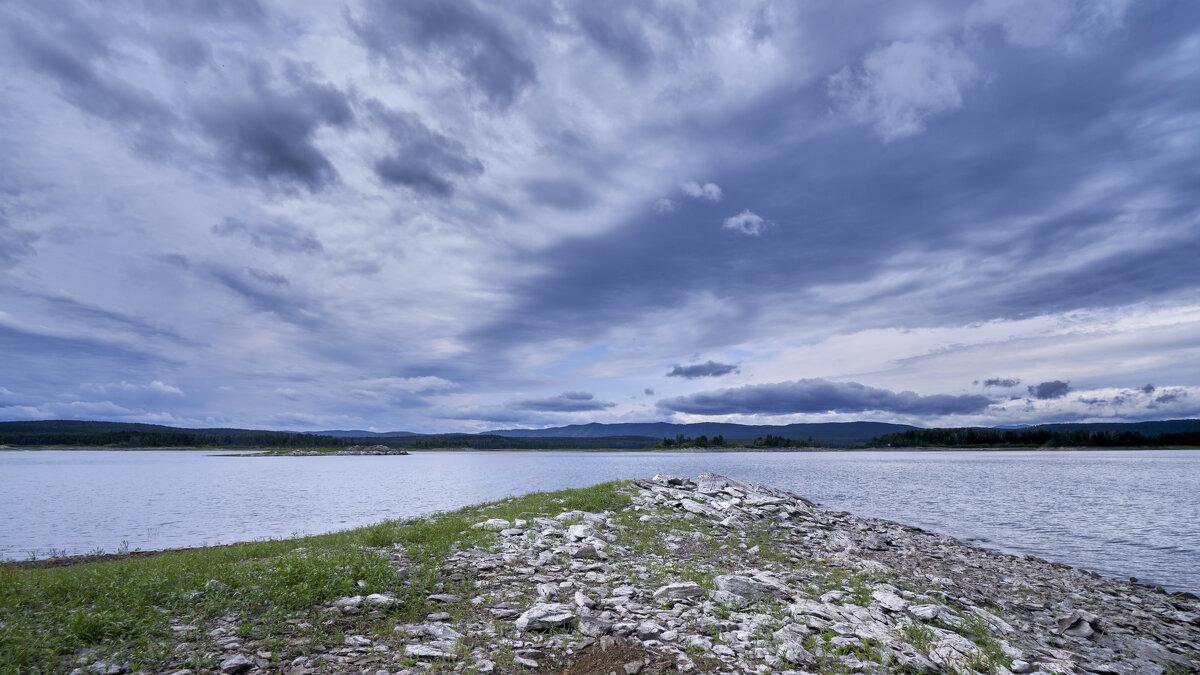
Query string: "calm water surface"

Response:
xmin=1 ymin=449 xmax=1197 ymax=592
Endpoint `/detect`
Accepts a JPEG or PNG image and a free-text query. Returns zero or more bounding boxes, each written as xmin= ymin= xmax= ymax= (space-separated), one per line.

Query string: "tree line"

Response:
xmin=656 ymin=433 xmax=816 ymax=449
xmin=0 ymin=430 xmax=341 ymax=448
xmin=867 ymin=427 xmax=1200 ymax=448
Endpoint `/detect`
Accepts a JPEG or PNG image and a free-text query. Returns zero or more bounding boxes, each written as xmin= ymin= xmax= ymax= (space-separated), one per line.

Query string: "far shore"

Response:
xmin=4 ymin=444 xmax=1198 ymax=453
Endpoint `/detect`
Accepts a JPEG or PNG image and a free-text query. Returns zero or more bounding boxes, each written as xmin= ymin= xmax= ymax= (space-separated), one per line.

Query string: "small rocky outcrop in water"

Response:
xmin=107 ymin=473 xmax=1198 ymax=674
xmin=278 ymin=445 xmax=409 ymax=456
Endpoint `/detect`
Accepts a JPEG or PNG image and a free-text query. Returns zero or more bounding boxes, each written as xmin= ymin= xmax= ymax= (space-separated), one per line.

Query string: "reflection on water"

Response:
xmin=1 ymin=449 xmax=1196 ymax=591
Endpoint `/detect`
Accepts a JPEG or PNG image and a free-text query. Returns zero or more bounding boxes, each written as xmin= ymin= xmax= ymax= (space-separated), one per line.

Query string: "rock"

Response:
xmin=514 ymin=603 xmax=576 ymax=631
xmin=635 ymin=621 xmax=665 ymax=638
xmin=332 ymin=595 xmax=363 ymax=608
xmin=364 ymin=593 xmax=398 ymax=607
xmin=871 ymin=588 xmax=908 ymax=612
xmin=572 ymin=545 xmax=601 ymax=559
xmin=579 ymin=615 xmax=613 ymax=636
xmin=473 ymin=518 xmax=511 ymax=531
xmin=695 ymin=473 xmax=741 ymax=494
xmin=423 ymin=623 xmax=462 ymax=641
xmin=404 ymin=644 xmax=451 ymax=659
xmin=500 ymin=528 xmax=526 ymax=537
xmin=568 ymin=524 xmax=597 ymax=540
xmin=778 ymin=640 xmax=816 ymax=667
xmin=343 ymin=635 xmax=372 ymax=647
xmin=219 ymin=655 xmax=252 ymax=674
xmin=624 ymin=659 xmax=646 ymax=674
xmin=909 ymin=604 xmax=940 ymax=620
xmin=1058 ymin=616 xmax=1096 ymax=638
xmin=653 ymin=582 xmax=706 ymax=602
xmin=651 ymin=474 xmax=688 ymax=485
xmin=715 ymin=574 xmax=793 ymax=601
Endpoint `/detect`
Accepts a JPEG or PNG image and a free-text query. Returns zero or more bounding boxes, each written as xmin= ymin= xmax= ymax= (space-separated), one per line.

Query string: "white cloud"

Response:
xmin=147 ymin=380 xmax=184 ymax=396
xmin=80 ymin=380 xmax=184 ymax=396
xmin=828 ymin=39 xmax=978 ymax=140
xmin=653 ymin=198 xmax=676 ymax=212
xmin=681 ymin=181 xmax=723 ymax=201
xmin=274 ymin=387 xmax=300 ymax=400
xmin=355 ymin=376 xmax=457 ymax=395
xmin=967 ymin=0 xmax=1134 ymax=53
xmin=722 ymin=210 xmax=772 ymax=236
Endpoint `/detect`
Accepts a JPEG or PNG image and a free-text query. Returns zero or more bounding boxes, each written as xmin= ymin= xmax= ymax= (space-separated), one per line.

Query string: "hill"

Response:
xmin=483 ymin=421 xmax=918 ymax=446
xmin=304 ymin=429 xmax=419 ymax=438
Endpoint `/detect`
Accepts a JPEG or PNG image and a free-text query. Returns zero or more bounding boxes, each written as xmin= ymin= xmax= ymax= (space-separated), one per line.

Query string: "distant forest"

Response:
xmin=2 ymin=420 xmax=1198 ymax=450
xmin=0 ymin=421 xmax=658 ymax=449
xmin=655 ymin=434 xmax=818 ymax=449
xmin=867 ymin=427 xmax=1200 ymax=448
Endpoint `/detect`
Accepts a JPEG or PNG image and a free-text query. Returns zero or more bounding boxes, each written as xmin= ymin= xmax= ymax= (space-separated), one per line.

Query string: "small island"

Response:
xmin=261 ymin=444 xmax=410 ymax=457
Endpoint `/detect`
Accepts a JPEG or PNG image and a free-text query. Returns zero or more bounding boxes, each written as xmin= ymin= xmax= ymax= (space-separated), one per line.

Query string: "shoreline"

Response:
xmin=3 ymin=474 xmax=1196 ymax=674
xmin=5 ymin=444 xmax=1198 ymax=453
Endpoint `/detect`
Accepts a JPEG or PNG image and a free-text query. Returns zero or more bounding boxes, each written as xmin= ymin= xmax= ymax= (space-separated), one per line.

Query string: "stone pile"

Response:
xmin=95 ymin=473 xmax=1198 ymax=674
xmin=279 ymin=445 xmax=409 ymax=457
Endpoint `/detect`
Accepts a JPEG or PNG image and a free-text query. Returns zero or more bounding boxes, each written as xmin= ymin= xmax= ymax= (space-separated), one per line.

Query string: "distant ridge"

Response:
xmin=3 ymin=419 xmax=1197 ymax=449
xmin=483 ymin=421 xmax=919 ymax=445
xmin=304 ymin=429 xmax=419 ymax=438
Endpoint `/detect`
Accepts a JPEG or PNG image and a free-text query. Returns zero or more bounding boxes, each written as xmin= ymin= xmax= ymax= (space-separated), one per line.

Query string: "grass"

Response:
xmin=0 ymin=480 xmax=630 ymax=674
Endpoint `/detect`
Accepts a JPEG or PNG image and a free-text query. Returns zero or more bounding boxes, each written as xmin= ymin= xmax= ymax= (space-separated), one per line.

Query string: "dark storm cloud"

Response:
xmin=466 ymin=3 xmax=1200 ymax=352
xmin=212 ymin=218 xmax=323 ymax=254
xmin=510 ymin=391 xmax=616 ymax=413
xmin=644 ymin=388 xmax=655 ymax=396
xmin=524 ymin=179 xmax=595 ymax=211
xmin=368 ymin=102 xmax=483 ymax=197
xmin=195 ymin=65 xmax=353 ymax=192
xmin=667 ymin=361 xmax=738 ymax=379
xmin=657 ymin=379 xmax=993 ymax=416
xmin=983 ymin=378 xmax=1021 ymax=388
xmin=1028 ymin=381 xmax=1071 ymax=400
xmin=351 ymin=0 xmax=537 ymax=109
xmin=1141 ymin=384 xmax=1157 ymax=394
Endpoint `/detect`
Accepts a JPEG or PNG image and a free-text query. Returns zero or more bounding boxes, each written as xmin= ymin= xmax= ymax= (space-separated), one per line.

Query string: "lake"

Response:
xmin=2 ymin=449 xmax=1197 ymax=592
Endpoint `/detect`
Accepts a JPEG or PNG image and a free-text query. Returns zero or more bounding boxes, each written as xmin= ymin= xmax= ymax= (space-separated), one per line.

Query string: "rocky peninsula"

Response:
xmin=40 ymin=474 xmax=1200 ymax=674
xmin=264 ymin=445 xmax=410 ymax=457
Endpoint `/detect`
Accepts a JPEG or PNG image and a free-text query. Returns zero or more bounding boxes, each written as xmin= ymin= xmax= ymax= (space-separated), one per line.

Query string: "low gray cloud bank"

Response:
xmin=667 ymin=361 xmax=738 ymax=379
xmin=511 ymin=391 xmax=616 ymax=412
xmin=657 ymin=379 xmax=993 ymax=416
xmin=1028 ymin=380 xmax=1071 ymax=400
xmin=983 ymin=377 xmax=1021 ymax=388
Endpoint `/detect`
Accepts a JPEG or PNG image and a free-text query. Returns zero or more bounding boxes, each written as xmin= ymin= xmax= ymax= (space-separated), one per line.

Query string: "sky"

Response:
xmin=2 ymin=0 xmax=1199 ymax=433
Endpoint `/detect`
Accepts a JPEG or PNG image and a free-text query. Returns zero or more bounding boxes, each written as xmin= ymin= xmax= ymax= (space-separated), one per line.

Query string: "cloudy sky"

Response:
xmin=2 ymin=0 xmax=1199 ymax=432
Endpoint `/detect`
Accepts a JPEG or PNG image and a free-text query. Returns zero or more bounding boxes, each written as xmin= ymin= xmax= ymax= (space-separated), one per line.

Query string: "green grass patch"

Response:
xmin=0 ymin=480 xmax=630 ymax=673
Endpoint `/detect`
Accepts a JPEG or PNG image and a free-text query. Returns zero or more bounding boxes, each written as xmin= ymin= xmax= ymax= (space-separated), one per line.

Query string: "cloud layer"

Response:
xmin=658 ymin=380 xmax=994 ymax=416
xmin=1 ymin=1 xmax=1198 ymax=431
